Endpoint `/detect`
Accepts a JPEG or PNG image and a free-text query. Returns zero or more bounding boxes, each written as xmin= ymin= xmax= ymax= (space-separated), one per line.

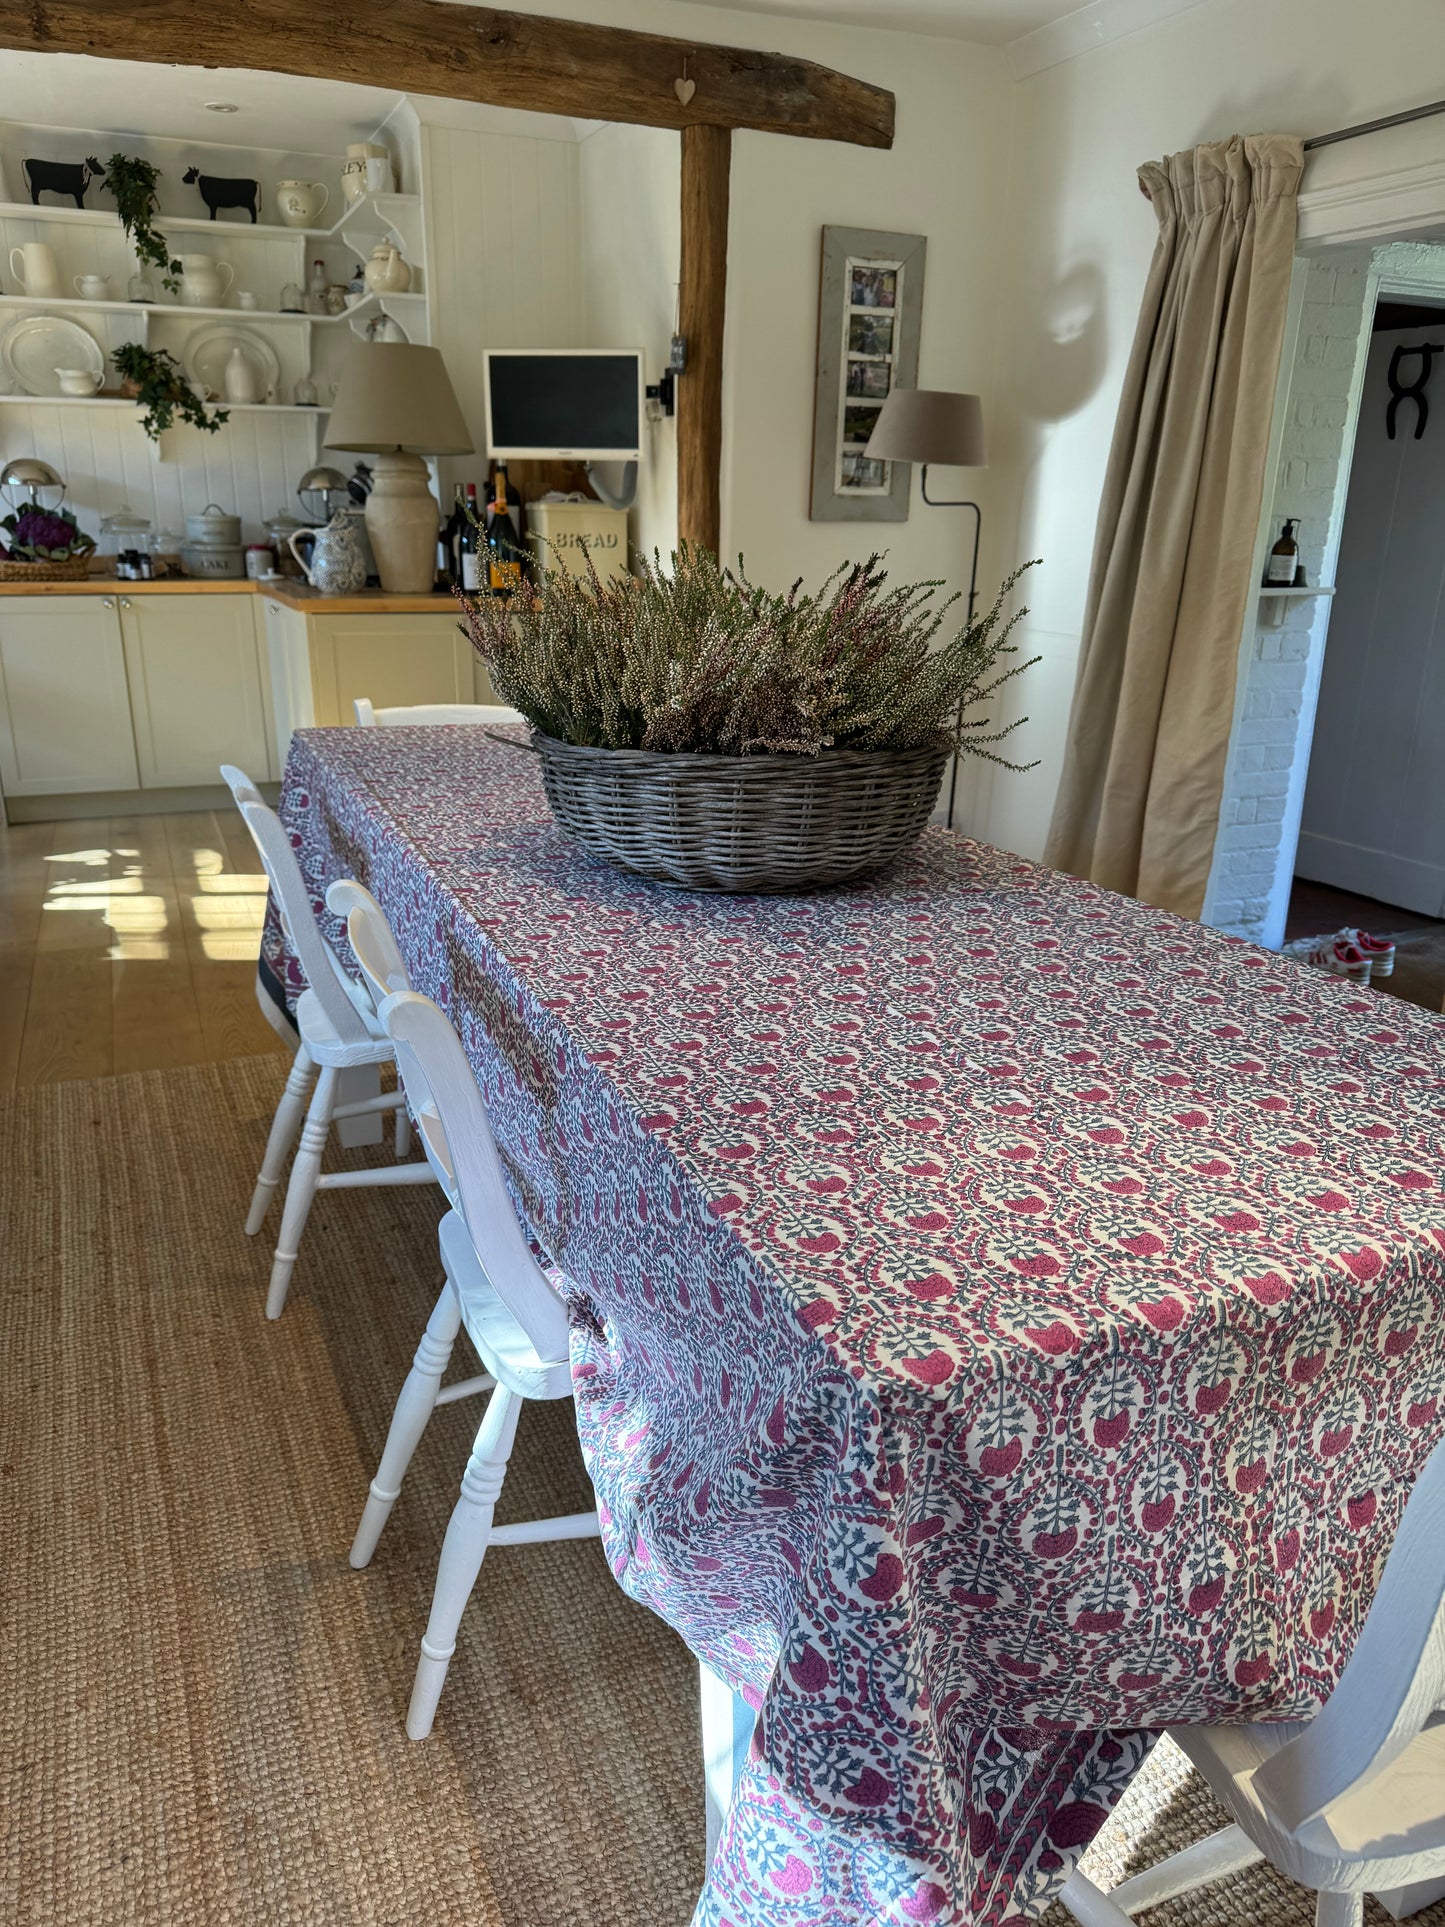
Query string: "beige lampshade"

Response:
xmin=325 ymin=343 xmax=473 ymax=456
xmin=865 ymin=389 xmax=986 ymax=468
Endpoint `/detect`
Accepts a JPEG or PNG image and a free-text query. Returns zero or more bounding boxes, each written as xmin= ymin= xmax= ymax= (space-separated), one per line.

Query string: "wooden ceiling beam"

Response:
xmin=0 ymin=0 xmax=895 ymax=148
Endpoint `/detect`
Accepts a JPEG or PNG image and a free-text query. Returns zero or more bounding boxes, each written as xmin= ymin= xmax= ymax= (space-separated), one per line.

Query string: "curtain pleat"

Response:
xmin=1044 ymin=134 xmax=1303 ymax=919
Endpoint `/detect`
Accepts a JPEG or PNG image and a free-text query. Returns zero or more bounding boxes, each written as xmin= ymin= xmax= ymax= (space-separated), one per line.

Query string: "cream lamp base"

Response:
xmin=363 ymin=451 xmax=439 ymax=594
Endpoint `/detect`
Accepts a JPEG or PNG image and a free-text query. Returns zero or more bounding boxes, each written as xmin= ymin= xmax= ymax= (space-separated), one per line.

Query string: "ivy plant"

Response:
xmin=112 ymin=343 xmax=228 ymax=442
xmin=90 ymin=153 xmax=182 ymax=294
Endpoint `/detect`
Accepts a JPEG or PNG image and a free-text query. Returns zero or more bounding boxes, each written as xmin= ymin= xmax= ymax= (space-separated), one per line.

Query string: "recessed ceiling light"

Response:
xmin=204 ymin=100 xmax=240 ymax=114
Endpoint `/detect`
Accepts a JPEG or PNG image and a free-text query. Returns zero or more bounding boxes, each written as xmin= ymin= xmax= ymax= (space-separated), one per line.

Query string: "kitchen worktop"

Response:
xmin=0 ymin=576 xmax=461 ymax=615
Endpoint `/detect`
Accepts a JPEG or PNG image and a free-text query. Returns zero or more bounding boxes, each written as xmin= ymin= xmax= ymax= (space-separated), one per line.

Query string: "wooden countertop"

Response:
xmin=0 ymin=575 xmax=463 ymax=615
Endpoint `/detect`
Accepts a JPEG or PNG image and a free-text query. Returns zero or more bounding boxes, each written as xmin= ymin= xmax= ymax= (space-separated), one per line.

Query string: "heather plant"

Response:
xmin=457 ymin=545 xmax=1039 ymax=764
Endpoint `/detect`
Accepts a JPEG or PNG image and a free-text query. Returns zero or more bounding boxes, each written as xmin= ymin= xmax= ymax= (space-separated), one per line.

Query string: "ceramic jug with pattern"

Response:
xmin=289 ymin=513 xmax=366 ymax=597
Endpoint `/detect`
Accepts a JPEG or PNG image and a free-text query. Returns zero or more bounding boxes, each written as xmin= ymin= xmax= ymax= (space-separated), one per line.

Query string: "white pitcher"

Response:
xmin=275 ymin=180 xmax=329 ymax=227
xmin=9 ymin=242 xmax=62 ymax=299
xmin=223 ymin=345 xmax=261 ymax=404
xmin=177 ymin=254 xmax=234 ymax=307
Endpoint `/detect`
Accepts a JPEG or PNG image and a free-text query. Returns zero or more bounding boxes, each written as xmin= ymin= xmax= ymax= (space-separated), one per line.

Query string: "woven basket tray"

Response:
xmin=0 ymin=555 xmax=92 ymax=582
xmin=532 ymin=731 xmax=949 ymax=893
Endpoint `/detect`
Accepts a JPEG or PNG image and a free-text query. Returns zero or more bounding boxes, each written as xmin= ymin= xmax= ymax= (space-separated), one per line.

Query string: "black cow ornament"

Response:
xmin=182 ymin=168 xmax=260 ymax=222
xmin=23 ymin=156 xmax=104 ymax=207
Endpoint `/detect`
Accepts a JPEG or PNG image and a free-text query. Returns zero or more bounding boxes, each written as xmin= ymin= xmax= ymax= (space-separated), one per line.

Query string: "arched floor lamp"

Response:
xmin=865 ymin=390 xmax=986 ymax=831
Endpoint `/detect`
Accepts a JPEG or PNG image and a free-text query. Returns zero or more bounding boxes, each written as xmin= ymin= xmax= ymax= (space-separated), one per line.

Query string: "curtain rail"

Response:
xmin=1304 ymin=97 xmax=1445 ymax=153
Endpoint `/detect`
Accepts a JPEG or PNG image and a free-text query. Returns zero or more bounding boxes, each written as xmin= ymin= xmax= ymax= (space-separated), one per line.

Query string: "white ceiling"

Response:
xmin=681 ymin=0 xmax=1085 ymax=45
xmin=0 ymin=53 xmax=408 ymax=152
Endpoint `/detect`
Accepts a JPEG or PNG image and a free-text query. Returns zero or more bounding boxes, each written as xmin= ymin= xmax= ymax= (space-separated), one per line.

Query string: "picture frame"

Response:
xmin=810 ymin=225 xmax=926 ymax=524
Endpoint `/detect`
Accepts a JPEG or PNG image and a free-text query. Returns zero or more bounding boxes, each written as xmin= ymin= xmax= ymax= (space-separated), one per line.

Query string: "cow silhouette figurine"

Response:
xmin=23 ymin=156 xmax=104 ymax=208
xmin=182 ymin=168 xmax=260 ymax=223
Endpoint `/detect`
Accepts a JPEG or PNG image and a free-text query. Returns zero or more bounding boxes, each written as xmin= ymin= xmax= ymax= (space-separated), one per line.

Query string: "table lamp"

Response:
xmin=325 ymin=344 xmax=472 ymax=593
xmin=865 ymin=390 xmax=987 ymax=829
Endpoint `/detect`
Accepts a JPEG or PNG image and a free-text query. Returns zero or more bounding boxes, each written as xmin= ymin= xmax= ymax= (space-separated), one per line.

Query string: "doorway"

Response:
xmin=1284 ymin=294 xmax=1445 ymax=1012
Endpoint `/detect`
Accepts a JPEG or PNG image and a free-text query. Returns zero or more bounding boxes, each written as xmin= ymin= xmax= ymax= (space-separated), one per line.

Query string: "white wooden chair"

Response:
xmin=343 ymin=963 xmax=599 ymax=1741
xmin=220 ymin=766 xmax=438 ymax=1319
xmin=1060 ymin=1435 xmax=1445 ymax=1927
xmin=352 ymin=697 xmax=524 ymax=727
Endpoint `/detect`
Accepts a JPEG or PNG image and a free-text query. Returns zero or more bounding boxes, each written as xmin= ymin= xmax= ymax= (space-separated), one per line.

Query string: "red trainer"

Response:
xmin=1341 ymin=927 xmax=1395 ymax=978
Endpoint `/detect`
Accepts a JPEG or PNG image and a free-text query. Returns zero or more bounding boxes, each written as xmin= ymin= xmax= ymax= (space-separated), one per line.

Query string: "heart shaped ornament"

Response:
xmin=674 ymin=76 xmax=696 ymax=105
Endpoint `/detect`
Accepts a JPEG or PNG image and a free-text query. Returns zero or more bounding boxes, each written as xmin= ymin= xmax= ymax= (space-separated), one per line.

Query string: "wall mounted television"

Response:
xmin=482 ymin=349 xmax=644 ymax=462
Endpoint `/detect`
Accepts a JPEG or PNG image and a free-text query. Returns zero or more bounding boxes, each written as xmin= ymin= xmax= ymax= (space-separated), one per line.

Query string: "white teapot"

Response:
xmin=363 ymin=244 xmax=412 ymax=295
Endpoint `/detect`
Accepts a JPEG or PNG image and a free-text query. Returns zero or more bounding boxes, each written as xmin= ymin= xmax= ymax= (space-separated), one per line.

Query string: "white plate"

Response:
xmin=181 ymin=325 xmax=281 ymax=405
xmin=0 ymin=314 xmax=105 ymax=397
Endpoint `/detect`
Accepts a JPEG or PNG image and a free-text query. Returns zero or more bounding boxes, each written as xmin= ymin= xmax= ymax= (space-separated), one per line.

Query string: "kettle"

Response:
xmin=287 ymin=512 xmax=366 ymax=596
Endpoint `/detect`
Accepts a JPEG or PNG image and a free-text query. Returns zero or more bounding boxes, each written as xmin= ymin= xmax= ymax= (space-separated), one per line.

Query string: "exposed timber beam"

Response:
xmin=677 ymin=123 xmax=730 ymax=554
xmin=0 ymin=0 xmax=895 ymax=148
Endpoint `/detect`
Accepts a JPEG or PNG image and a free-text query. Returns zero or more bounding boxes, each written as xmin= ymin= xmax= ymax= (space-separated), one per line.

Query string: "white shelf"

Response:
xmin=1257 ymin=583 xmax=1335 ymax=628
xmin=0 ymin=193 xmax=420 ymax=246
xmin=0 ymin=393 xmax=327 ymax=414
xmin=0 ymin=291 xmax=314 ymax=325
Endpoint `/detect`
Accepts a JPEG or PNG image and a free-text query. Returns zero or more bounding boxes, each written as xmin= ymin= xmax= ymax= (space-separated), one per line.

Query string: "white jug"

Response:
xmin=177 ymin=254 xmax=234 ymax=308
xmin=275 ymin=180 xmax=329 ymax=227
xmin=73 ymin=273 xmax=111 ymax=300
xmin=9 ymin=242 xmax=62 ymax=299
xmin=223 ymin=345 xmax=261 ymax=405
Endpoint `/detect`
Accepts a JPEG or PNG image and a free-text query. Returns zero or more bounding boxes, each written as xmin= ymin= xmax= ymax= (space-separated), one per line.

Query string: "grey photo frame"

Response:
xmin=809 ymin=225 xmax=927 ymax=523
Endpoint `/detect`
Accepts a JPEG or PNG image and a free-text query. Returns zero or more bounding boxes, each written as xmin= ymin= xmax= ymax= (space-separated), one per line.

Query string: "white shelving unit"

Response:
xmin=0 ymin=186 xmax=428 ymax=459
xmin=1257 ymin=583 xmax=1335 ymax=629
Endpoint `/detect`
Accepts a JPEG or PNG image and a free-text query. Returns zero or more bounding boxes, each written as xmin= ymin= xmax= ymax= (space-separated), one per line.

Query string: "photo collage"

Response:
xmin=837 ymin=259 xmax=903 ymax=492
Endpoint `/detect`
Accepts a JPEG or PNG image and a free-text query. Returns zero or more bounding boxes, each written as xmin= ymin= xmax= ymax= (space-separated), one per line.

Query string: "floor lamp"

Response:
xmin=865 ymin=390 xmax=986 ymax=830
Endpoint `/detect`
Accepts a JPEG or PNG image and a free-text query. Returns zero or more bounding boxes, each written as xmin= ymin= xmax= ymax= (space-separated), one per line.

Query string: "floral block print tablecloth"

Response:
xmin=263 ymin=726 xmax=1445 ymax=1927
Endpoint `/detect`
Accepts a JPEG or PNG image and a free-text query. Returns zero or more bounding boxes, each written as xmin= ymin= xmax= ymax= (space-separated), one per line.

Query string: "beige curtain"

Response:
xmin=1044 ymin=134 xmax=1303 ymax=918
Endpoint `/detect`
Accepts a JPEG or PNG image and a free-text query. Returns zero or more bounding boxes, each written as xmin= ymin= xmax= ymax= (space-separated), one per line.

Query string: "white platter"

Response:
xmin=0 ymin=313 xmax=105 ymax=397
xmin=181 ymin=324 xmax=281 ymax=405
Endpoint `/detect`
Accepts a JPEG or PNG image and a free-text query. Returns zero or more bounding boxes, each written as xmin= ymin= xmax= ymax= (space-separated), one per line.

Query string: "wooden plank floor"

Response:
xmin=0 ymin=807 xmax=289 ymax=1093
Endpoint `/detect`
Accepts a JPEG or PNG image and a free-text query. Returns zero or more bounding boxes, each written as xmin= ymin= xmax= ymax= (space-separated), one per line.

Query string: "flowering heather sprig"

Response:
xmin=456 ymin=543 xmax=1039 ymax=765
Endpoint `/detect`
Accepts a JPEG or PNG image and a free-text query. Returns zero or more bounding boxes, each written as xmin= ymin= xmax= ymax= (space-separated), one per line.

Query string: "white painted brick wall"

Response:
xmin=1203 ymin=248 xmax=1372 ymax=941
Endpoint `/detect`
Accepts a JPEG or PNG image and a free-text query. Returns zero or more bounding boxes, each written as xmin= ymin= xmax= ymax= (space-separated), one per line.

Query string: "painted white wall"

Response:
xmin=983 ymin=0 xmax=1445 ymax=863
xmin=576 ymin=121 xmax=681 ymax=565
xmin=418 ymin=103 xmax=587 ymax=509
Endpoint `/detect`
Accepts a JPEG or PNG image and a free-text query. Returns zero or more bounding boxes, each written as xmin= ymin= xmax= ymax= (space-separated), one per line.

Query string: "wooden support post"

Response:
xmin=678 ymin=124 xmax=732 ymax=557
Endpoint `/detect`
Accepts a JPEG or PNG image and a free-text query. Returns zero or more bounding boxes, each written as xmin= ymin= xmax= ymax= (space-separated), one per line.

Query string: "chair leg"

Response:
xmin=1109 ymin=1824 xmax=1263 ymax=1914
xmin=246 ymin=1044 xmax=316 ymax=1235
xmin=350 ymin=1282 xmax=462 ymax=1569
xmin=394 ymin=1101 xmax=412 ymax=1159
xmin=265 ymin=1064 xmax=337 ymax=1320
xmin=1315 ymin=1897 xmax=1363 ymax=1927
xmin=406 ymin=1384 xmax=522 ymax=1741
xmin=1057 ymin=1872 xmax=1136 ymax=1927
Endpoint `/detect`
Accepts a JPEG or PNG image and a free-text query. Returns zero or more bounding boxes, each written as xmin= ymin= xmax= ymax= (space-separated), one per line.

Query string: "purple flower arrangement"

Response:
xmin=0 ymin=505 xmax=96 ymax=565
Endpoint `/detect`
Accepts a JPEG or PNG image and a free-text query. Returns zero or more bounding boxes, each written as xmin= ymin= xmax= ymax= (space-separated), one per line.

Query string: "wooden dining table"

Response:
xmin=263 ymin=723 xmax=1445 ymax=1927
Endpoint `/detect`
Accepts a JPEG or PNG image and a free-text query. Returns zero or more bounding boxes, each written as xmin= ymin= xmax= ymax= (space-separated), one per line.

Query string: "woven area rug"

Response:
xmin=5 ymin=1056 xmax=1441 ymax=1927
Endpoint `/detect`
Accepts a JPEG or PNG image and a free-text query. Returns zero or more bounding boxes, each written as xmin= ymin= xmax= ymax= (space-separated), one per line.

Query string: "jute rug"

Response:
xmin=3 ymin=1057 xmax=1439 ymax=1926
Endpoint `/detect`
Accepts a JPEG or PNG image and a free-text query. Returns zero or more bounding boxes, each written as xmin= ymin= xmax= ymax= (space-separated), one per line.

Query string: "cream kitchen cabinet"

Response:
xmin=262 ymin=594 xmax=497 ymax=769
xmin=0 ymin=588 xmax=274 ymax=811
xmin=120 ymin=593 xmax=274 ymax=789
xmin=0 ymin=592 xmax=139 ymax=796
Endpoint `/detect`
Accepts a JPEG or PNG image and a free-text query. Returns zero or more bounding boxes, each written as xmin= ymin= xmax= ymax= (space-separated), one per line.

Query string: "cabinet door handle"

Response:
xmin=102 ymin=596 xmax=115 ymax=609
xmin=120 ymin=597 xmax=132 ymax=610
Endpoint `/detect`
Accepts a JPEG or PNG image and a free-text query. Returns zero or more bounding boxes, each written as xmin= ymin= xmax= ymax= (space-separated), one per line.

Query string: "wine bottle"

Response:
xmin=441 ymin=485 xmax=465 ymax=587
xmin=486 ymin=465 xmax=524 ymax=598
xmin=460 ymin=483 xmax=484 ymax=593
xmin=1265 ymin=517 xmax=1299 ymax=587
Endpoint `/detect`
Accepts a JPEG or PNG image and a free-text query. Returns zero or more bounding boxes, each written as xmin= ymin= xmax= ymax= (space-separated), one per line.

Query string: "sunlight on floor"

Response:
xmin=36 ymin=839 xmax=272 ymax=965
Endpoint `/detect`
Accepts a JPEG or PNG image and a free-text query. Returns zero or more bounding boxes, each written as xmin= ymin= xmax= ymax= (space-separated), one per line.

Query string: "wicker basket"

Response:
xmin=532 ymin=731 xmax=949 ymax=893
xmin=0 ymin=555 xmax=92 ymax=582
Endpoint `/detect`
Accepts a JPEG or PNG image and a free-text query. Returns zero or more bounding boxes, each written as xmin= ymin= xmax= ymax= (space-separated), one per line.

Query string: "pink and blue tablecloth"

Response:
xmin=264 ymin=724 xmax=1445 ymax=1926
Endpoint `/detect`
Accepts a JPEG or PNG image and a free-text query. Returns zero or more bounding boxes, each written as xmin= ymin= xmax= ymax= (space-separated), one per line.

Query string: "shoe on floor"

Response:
xmin=1340 ymin=926 xmax=1395 ymax=977
xmin=1304 ymin=936 xmax=1373 ymax=984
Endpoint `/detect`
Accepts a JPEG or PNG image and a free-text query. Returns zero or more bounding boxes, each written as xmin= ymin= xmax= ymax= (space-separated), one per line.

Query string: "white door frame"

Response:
xmin=1203 ymin=148 xmax=1445 ymax=947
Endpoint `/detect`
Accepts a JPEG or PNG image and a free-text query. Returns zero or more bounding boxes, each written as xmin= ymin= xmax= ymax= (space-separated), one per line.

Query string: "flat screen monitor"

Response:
xmin=483 ymin=349 xmax=644 ymax=462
